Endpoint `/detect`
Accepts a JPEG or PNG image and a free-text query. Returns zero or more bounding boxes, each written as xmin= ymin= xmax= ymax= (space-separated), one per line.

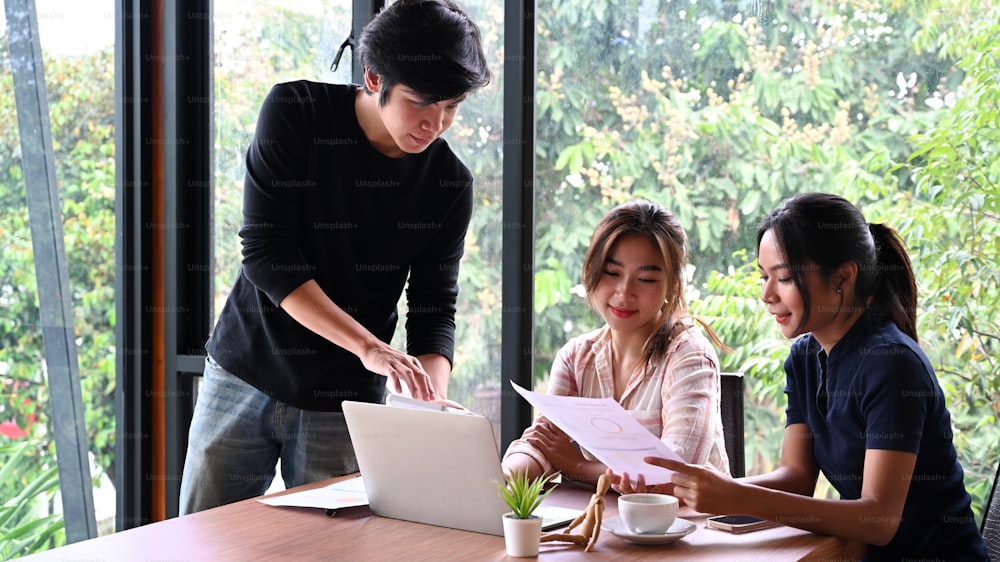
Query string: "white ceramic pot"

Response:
xmin=502 ymin=513 xmax=543 ymax=557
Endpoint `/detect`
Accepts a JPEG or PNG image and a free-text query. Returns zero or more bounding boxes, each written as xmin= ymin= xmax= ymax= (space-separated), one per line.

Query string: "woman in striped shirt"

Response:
xmin=501 ymin=200 xmax=730 ymax=490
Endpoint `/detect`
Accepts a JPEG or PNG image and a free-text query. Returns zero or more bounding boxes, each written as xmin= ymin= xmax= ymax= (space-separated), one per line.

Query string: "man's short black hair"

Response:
xmin=356 ymin=0 xmax=491 ymax=106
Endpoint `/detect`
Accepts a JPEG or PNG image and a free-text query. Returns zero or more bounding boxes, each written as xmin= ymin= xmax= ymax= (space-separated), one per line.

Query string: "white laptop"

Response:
xmin=341 ymin=400 xmax=580 ymax=535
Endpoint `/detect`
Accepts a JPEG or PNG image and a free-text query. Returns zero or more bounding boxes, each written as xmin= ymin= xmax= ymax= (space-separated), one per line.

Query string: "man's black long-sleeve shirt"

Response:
xmin=207 ymin=81 xmax=473 ymax=411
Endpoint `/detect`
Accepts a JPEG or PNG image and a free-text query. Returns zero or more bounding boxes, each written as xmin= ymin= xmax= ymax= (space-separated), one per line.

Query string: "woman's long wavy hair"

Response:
xmin=582 ymin=200 xmax=728 ymax=367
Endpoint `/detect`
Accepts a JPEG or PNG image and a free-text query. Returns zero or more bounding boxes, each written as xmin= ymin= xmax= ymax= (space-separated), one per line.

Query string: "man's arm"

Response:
xmin=403 ymin=173 xmax=473 ymax=400
xmin=280 ymin=279 xmax=440 ymax=401
xmin=416 ymin=353 xmax=451 ymax=398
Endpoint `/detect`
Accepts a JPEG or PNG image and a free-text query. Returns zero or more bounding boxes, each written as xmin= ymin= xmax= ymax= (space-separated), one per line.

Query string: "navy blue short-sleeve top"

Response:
xmin=784 ymin=313 xmax=988 ymax=561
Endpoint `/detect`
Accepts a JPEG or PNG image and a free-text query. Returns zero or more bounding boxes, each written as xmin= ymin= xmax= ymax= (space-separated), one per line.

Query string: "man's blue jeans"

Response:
xmin=179 ymin=356 xmax=359 ymax=515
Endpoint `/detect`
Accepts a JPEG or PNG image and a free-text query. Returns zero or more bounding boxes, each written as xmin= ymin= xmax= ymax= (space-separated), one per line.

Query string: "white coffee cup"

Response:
xmin=618 ymin=493 xmax=678 ymax=535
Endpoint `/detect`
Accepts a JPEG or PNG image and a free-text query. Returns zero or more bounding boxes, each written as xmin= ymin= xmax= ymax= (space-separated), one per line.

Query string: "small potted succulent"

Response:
xmin=496 ymin=470 xmax=556 ymax=557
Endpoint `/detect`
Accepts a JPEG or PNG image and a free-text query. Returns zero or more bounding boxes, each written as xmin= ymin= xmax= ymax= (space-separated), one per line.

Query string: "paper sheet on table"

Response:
xmin=511 ymin=381 xmax=684 ymax=485
xmin=258 ymin=475 xmax=369 ymax=510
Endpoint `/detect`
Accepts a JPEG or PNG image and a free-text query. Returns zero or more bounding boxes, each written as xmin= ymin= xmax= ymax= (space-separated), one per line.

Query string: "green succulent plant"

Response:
xmin=495 ymin=470 xmax=556 ymax=520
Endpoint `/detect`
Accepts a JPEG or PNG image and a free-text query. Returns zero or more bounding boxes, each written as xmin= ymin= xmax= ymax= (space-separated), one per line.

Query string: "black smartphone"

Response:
xmin=705 ymin=514 xmax=779 ymax=534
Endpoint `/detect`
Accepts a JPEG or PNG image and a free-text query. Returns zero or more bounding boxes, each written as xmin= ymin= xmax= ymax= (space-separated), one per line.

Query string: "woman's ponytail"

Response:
xmin=867 ymin=223 xmax=918 ymax=342
xmin=757 ymin=193 xmax=920 ymax=342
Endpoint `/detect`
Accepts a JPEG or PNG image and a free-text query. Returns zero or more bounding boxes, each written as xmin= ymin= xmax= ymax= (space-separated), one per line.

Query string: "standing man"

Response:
xmin=180 ymin=0 xmax=491 ymax=514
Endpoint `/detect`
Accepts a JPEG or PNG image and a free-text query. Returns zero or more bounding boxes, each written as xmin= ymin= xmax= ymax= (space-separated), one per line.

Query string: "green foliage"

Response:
xmin=893 ymin=6 xmax=1000 ymax=520
xmin=527 ymin=0 xmax=999 ymax=521
xmin=495 ymin=470 xmax=556 ymax=520
xmin=1 ymin=31 xmax=116 ymax=554
xmin=0 ymin=439 xmax=66 ymax=558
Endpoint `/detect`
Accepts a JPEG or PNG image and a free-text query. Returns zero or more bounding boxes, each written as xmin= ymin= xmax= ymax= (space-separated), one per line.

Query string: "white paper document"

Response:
xmin=258 ymin=475 xmax=368 ymax=510
xmin=385 ymin=393 xmax=479 ymax=415
xmin=511 ymin=382 xmax=684 ymax=485
xmin=385 ymin=393 xmax=448 ymax=411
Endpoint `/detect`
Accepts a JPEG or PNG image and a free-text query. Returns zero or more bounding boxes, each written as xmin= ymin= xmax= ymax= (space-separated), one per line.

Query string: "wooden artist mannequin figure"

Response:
xmin=540 ymin=474 xmax=611 ymax=552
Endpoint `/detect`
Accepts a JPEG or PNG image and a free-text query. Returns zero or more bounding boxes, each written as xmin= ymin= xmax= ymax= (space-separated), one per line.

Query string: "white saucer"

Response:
xmin=602 ymin=517 xmax=696 ymax=545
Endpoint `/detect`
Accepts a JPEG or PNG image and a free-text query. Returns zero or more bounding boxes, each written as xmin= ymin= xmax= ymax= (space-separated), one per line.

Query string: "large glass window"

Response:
xmin=0 ymin=0 xmax=116 ymax=556
xmin=426 ymin=0 xmax=506 ymax=441
xmin=533 ymin=0 xmax=998 ymax=522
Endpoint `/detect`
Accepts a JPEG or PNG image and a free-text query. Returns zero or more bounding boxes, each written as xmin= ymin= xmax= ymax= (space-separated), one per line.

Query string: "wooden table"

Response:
xmin=23 ymin=476 xmax=866 ymax=561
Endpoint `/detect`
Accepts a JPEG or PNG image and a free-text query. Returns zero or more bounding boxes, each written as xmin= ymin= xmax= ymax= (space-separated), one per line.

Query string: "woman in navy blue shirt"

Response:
xmin=613 ymin=193 xmax=989 ymax=560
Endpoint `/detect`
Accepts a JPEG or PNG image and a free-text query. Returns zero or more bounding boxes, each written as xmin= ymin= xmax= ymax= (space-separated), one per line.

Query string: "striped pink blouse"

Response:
xmin=503 ymin=319 xmax=730 ymax=477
